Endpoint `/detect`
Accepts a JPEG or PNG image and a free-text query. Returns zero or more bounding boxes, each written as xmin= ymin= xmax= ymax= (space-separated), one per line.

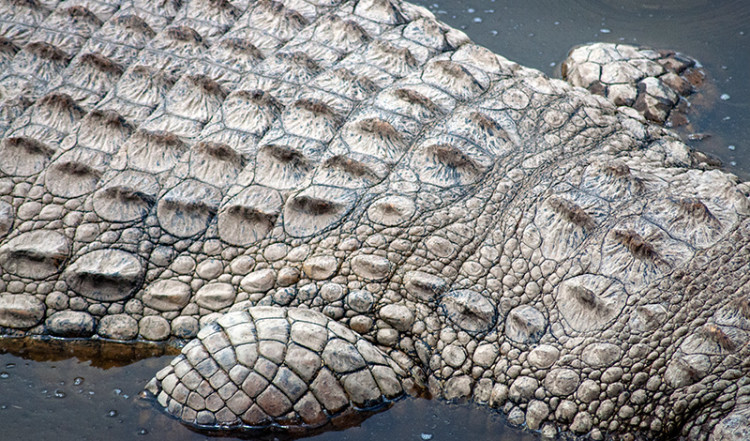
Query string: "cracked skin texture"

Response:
xmin=0 ymin=0 xmax=749 ymax=440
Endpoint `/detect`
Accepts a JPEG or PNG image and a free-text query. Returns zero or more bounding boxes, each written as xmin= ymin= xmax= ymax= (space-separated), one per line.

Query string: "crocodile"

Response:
xmin=0 ymin=0 xmax=749 ymax=440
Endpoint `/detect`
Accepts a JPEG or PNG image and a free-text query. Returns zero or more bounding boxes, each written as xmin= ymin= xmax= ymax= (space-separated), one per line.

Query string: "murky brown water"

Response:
xmin=1 ymin=1 xmax=748 ymax=440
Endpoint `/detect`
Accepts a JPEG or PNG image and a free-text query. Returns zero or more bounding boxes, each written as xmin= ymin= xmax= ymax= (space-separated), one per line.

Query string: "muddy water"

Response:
xmin=1 ymin=1 xmax=748 ymax=441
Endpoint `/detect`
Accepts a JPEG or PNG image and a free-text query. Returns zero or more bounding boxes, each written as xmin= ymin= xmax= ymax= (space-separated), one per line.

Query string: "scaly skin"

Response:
xmin=0 ymin=1 xmax=748 ymax=440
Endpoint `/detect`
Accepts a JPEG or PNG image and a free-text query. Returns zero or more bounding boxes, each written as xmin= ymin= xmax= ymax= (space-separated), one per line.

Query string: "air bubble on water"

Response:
xmin=0 ymin=372 xmax=9 ymax=379
xmin=600 ymin=28 xmax=611 ymax=33
xmin=490 ymin=30 xmax=498 ymax=36
xmin=720 ymin=93 xmax=730 ymax=101
xmin=473 ymin=17 xmax=482 ymax=23
xmin=107 ymin=410 xmax=118 ymax=418
xmin=73 ymin=377 xmax=84 ymax=386
xmin=114 ymin=388 xmax=123 ymax=396
xmin=467 ymin=8 xmax=475 ymax=13
xmin=421 ymin=434 xmax=433 ymax=440
xmin=728 ymin=145 xmax=736 ymax=151
xmin=137 ymin=429 xmax=148 ymax=436
xmin=54 ymin=389 xmax=66 ymax=398
xmin=6 ymin=363 xmax=15 ymax=369
xmin=731 ymin=161 xmax=737 ymax=166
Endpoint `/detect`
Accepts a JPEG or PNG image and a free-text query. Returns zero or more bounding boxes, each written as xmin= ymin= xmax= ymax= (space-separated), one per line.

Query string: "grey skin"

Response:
xmin=0 ymin=0 xmax=748 ymax=440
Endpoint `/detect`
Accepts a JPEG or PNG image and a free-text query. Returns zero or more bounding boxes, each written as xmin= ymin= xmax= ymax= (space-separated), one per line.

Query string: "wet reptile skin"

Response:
xmin=0 ymin=1 xmax=749 ymax=440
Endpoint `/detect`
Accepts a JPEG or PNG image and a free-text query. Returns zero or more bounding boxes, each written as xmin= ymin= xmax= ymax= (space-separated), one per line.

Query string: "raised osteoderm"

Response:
xmin=0 ymin=1 xmax=749 ymax=440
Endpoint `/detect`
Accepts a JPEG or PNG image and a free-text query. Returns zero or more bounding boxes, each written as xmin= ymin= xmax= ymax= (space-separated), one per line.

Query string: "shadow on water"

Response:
xmin=1 ymin=1 xmax=749 ymax=440
xmin=0 ymin=337 xmax=177 ymax=367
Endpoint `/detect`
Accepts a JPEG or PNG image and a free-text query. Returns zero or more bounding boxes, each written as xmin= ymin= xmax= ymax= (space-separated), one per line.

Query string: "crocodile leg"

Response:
xmin=145 ymin=306 xmax=416 ymax=432
xmin=562 ymin=42 xmax=707 ymax=127
xmin=713 ymin=407 xmax=750 ymax=441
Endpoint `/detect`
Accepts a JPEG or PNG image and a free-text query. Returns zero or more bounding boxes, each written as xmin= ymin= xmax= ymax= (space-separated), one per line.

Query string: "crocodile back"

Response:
xmin=1 ymin=0 xmax=748 ymax=345
xmin=0 ymin=0 xmax=536 ymax=336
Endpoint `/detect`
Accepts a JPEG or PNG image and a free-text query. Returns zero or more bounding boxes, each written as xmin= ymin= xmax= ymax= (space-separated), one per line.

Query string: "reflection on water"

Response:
xmin=1 ymin=1 xmax=748 ymax=440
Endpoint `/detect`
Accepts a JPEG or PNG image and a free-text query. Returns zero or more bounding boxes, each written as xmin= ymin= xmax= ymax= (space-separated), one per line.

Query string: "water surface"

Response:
xmin=413 ymin=0 xmax=750 ymax=178
xmin=0 ymin=341 xmax=537 ymax=441
xmin=2 ymin=1 xmax=749 ymax=441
